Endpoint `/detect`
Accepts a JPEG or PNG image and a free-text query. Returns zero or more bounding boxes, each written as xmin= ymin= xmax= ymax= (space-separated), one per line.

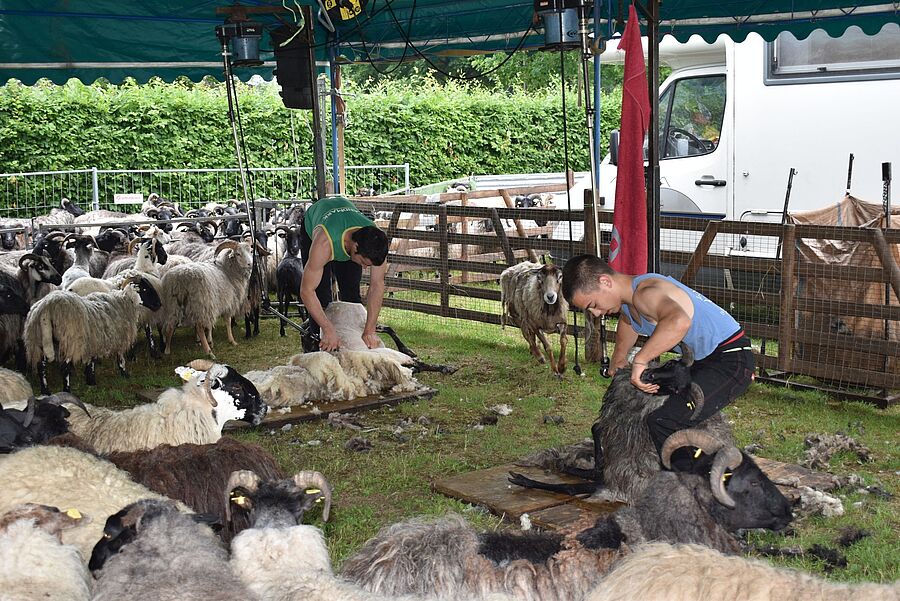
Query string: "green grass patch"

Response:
xmin=30 ymin=310 xmax=899 ymax=581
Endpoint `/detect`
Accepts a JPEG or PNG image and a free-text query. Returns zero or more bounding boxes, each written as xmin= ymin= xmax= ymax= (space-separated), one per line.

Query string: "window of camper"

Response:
xmin=659 ymin=75 xmax=726 ymax=159
xmin=766 ymin=23 xmax=900 ymax=84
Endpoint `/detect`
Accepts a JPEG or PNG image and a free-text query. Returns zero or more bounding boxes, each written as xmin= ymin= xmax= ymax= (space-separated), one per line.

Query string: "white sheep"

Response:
xmin=0 ymin=445 xmax=184 ymax=563
xmin=54 ymin=362 xmax=267 ymax=453
xmin=500 ymin=262 xmax=568 ymax=376
xmin=0 ymin=366 xmax=32 ymax=403
xmin=585 ymin=542 xmax=900 ymax=601
xmin=0 ymin=504 xmax=92 ymax=601
xmin=162 ymin=239 xmax=254 ymax=356
xmin=244 ymin=350 xmax=421 ymax=408
xmin=23 ymin=275 xmax=162 ymax=394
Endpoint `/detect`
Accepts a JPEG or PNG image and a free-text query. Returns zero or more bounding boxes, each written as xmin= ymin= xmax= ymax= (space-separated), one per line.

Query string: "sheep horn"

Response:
xmin=147 ymin=192 xmax=159 ymax=204
xmin=62 ymin=232 xmax=79 ymax=246
xmin=20 ymin=396 xmax=37 ymax=428
xmin=709 ymin=447 xmax=744 ymax=509
xmin=18 ymin=253 xmax=41 ymax=269
xmin=293 ymin=471 xmax=332 ymax=522
xmin=127 ymin=237 xmax=142 ymax=255
xmin=187 ymin=359 xmax=215 ymax=371
xmin=44 ymin=231 xmax=67 ymax=241
xmin=254 ymin=241 xmax=270 ymax=257
xmin=42 ymin=392 xmax=91 ymax=418
xmin=274 ymin=224 xmax=291 ymax=234
xmin=214 ymin=240 xmax=241 ymax=255
xmin=660 ymin=428 xmax=728 ymax=470
xmin=680 ymin=342 xmax=695 ymax=367
xmin=225 ymin=470 xmax=261 ymax=524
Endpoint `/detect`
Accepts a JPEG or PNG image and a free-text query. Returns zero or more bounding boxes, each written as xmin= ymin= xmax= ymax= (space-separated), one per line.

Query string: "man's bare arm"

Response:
xmin=300 ymin=232 xmax=339 ymax=348
xmin=610 ymin=314 xmax=638 ymax=375
xmin=629 ymin=282 xmax=692 ymax=392
xmin=362 ymin=262 xmax=388 ymax=348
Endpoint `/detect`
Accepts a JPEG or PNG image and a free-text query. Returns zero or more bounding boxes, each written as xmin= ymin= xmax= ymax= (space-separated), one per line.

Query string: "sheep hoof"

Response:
xmin=554 ymin=372 xmax=564 ymax=380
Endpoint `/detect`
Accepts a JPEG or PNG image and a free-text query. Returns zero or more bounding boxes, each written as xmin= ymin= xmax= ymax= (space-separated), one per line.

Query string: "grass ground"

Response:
xmin=35 ymin=308 xmax=899 ymax=583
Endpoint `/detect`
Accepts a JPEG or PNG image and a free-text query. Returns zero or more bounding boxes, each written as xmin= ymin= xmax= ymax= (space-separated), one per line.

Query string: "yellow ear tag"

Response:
xmin=693 ymin=448 xmax=703 ymax=459
xmin=231 ymin=495 xmax=248 ymax=507
xmin=306 ymin=488 xmax=322 ymax=495
xmin=722 ymin=471 xmax=733 ymax=482
xmin=66 ymin=508 xmax=82 ymax=519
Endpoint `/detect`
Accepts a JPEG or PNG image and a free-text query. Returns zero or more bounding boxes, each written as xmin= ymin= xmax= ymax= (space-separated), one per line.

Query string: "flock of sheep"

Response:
xmin=0 ymin=196 xmax=896 ymax=600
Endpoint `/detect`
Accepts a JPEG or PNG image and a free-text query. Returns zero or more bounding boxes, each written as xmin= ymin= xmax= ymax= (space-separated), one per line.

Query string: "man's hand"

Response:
xmin=609 ymin=360 xmax=629 ymax=377
xmin=319 ymin=328 xmax=341 ymax=352
xmin=362 ymin=330 xmax=380 ymax=349
xmin=631 ymin=361 xmax=659 ymax=394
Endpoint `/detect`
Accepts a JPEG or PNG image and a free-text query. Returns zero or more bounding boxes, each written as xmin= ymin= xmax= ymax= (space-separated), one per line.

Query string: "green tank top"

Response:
xmin=304 ymin=196 xmax=375 ymax=261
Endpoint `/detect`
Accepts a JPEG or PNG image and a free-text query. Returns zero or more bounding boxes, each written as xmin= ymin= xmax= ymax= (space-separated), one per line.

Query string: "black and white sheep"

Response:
xmin=23 ymin=275 xmax=162 ymax=393
xmin=585 ymin=542 xmax=899 ymax=601
xmin=89 ymin=499 xmax=255 ymax=601
xmin=0 ymin=252 xmax=62 ymax=370
xmin=0 ymin=393 xmax=89 ymax=453
xmin=0 ymin=504 xmax=92 ymax=601
xmin=274 ymin=224 xmax=306 ymax=337
xmin=500 ymin=261 xmax=568 ymax=376
xmin=47 ymin=362 xmax=266 ymax=453
xmin=0 ymin=445 xmax=187 ymax=563
xmin=59 ymin=233 xmax=97 ymax=290
xmin=162 ymin=239 xmax=255 ymax=356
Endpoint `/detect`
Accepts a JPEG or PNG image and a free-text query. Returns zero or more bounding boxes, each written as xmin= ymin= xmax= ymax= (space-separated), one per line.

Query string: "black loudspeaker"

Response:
xmin=271 ymin=25 xmax=315 ymax=109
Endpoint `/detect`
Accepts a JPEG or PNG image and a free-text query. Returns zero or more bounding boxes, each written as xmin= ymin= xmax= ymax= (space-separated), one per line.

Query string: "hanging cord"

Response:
xmin=557 ymin=14 xmax=582 ymax=377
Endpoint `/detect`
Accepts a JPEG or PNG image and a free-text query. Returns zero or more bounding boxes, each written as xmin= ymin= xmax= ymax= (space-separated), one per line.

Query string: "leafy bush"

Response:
xmin=0 ymin=78 xmax=621 ymax=188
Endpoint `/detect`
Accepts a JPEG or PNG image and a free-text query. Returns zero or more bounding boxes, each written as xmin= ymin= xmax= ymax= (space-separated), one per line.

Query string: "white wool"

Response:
xmin=0 ymin=367 xmax=32 ymax=403
xmin=0 ymin=519 xmax=91 ymax=601
xmin=798 ymin=486 xmax=844 ymax=518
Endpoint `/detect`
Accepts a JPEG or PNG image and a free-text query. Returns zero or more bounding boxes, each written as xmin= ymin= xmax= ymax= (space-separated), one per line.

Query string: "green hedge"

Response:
xmin=0 ymin=79 xmax=621 ymax=189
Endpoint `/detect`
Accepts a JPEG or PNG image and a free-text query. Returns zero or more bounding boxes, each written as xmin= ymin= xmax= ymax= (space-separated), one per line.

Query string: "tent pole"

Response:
xmin=592 ymin=0 xmax=603 ymax=211
xmin=329 ymin=45 xmax=341 ymax=194
xmin=646 ymin=0 xmax=661 ymax=273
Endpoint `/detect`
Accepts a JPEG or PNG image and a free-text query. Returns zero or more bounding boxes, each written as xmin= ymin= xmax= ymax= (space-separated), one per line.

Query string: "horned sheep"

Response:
xmin=500 ymin=261 xmax=568 ymax=376
xmin=162 ymin=239 xmax=256 ymax=356
xmin=585 ymin=542 xmax=900 ymax=601
xmin=0 ymin=504 xmax=92 ymax=601
xmin=23 ymin=275 xmax=162 ymax=393
xmin=0 ymin=252 xmax=63 ymax=370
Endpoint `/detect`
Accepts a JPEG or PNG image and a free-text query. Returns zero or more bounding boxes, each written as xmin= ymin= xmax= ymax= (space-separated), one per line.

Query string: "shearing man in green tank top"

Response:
xmin=299 ymin=196 xmax=389 ymax=352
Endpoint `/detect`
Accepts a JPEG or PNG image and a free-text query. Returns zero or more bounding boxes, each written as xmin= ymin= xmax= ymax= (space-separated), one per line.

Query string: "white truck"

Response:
xmin=553 ymin=25 xmax=900 ymax=259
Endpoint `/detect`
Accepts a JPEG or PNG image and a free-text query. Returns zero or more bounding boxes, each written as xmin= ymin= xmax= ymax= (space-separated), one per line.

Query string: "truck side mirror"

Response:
xmin=609 ymin=130 xmax=620 ymax=166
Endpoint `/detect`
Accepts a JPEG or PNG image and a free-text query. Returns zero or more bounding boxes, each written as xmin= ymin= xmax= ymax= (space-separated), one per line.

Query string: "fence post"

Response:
xmin=460 ymin=192 xmax=469 ymax=283
xmin=681 ymin=220 xmax=719 ymax=286
xmin=404 ymin=163 xmax=410 ymax=194
xmin=438 ymin=205 xmax=450 ymax=316
xmin=778 ymin=224 xmax=797 ymax=373
xmin=499 ymin=189 xmax=538 ymax=262
xmin=490 ymin=208 xmax=516 ymax=265
xmin=91 ymin=167 xmax=100 ymax=211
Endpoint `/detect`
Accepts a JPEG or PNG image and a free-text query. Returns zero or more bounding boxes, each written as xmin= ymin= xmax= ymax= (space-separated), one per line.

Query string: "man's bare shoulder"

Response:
xmin=634 ymin=277 xmax=692 ymax=317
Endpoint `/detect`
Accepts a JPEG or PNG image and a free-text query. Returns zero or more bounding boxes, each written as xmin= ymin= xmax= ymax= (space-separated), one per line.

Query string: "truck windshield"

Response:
xmin=659 ymin=75 xmax=726 ymax=159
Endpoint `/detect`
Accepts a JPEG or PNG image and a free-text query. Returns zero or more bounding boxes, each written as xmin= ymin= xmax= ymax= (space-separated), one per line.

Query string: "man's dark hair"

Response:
xmin=561 ymin=254 xmax=615 ymax=303
xmin=351 ymin=226 xmax=389 ymax=266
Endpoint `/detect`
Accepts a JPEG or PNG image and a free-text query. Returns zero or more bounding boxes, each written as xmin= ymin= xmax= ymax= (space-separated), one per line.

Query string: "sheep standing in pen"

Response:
xmin=162 ymin=239 xmax=255 ymax=357
xmin=585 ymin=542 xmax=899 ymax=601
xmin=24 ymin=275 xmax=162 ymax=394
xmin=47 ymin=362 xmax=267 ymax=453
xmin=275 ymin=223 xmax=306 ymax=337
xmin=0 ymin=504 xmax=92 ymax=601
xmin=89 ymin=499 xmax=255 ymax=601
xmin=0 ymin=445 xmax=188 ymax=563
xmin=59 ymin=233 xmax=97 ymax=290
xmin=0 ymin=252 xmax=62 ymax=370
xmin=500 ymin=261 xmax=568 ymax=376
xmin=243 ymin=228 xmax=271 ymax=339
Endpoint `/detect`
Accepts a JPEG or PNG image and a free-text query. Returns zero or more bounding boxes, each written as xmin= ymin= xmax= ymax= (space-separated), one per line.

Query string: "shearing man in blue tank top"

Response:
xmin=561 ymin=254 xmax=754 ymax=471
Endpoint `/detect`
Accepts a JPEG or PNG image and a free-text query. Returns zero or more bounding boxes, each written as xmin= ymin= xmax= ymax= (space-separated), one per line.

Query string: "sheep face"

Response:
xmin=226 ymin=470 xmax=329 ymax=531
xmin=129 ymin=276 xmax=163 ymax=311
xmin=713 ymin=455 xmax=794 ymax=532
xmin=0 ymin=280 xmax=28 ymax=315
xmin=94 ymin=228 xmax=128 ymax=253
xmin=0 ymin=503 xmax=87 ymax=539
xmin=0 ymin=228 xmax=18 ymax=251
xmin=88 ymin=499 xmax=180 ymax=571
xmin=538 ymin=264 xmax=563 ymax=307
xmin=151 ymin=239 xmax=168 ymax=265
xmin=20 ymin=253 xmax=63 ymax=287
xmin=61 ymin=198 xmax=86 ymax=217
xmin=207 ymin=365 xmax=268 ymax=426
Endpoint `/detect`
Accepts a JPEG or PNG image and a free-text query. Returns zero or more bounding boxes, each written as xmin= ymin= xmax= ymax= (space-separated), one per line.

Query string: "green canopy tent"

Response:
xmin=1 ymin=1 xmax=896 ymax=263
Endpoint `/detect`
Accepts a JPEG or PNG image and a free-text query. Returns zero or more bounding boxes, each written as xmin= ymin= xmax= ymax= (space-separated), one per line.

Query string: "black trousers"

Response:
xmin=299 ymin=219 xmax=362 ymax=336
xmin=646 ymin=332 xmax=755 ymax=470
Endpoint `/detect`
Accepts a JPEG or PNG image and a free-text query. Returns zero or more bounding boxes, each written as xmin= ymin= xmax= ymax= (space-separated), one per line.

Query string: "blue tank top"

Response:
xmin=619 ymin=273 xmax=741 ymax=360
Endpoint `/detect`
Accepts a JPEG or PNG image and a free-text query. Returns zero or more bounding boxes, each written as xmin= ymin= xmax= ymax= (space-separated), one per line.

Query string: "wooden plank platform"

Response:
xmin=226 ymin=387 xmax=437 ymax=430
xmin=136 ymin=386 xmax=437 ymax=429
xmin=433 ymin=454 xmax=835 ymax=529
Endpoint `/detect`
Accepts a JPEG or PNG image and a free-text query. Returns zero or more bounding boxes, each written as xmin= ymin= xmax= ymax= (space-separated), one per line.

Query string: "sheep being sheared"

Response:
xmin=500 ymin=262 xmax=568 ymax=376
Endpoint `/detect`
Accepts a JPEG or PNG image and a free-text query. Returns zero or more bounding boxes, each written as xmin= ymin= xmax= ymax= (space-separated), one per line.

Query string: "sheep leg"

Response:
xmin=556 ymin=330 xmax=568 ymax=375
xmin=522 ymin=327 xmax=545 ymax=363
xmin=61 ymin=361 xmax=73 ymax=392
xmin=38 ymin=358 xmax=51 ymax=396
xmin=535 ymin=330 xmax=558 ymax=375
xmin=164 ymin=324 xmax=175 ymax=355
xmin=14 ymin=341 xmax=26 ymax=373
xmin=278 ymin=291 xmax=287 ymax=337
xmin=157 ymin=326 xmax=167 ymax=353
xmin=376 ymin=324 xmax=417 ymax=358
xmin=84 ymin=360 xmax=97 ymax=386
xmin=117 ymin=356 xmax=129 ymax=378
xmin=225 ymin=316 xmax=238 ymax=346
xmin=145 ymin=325 xmax=162 ymax=359
xmin=197 ymin=326 xmax=215 ymax=359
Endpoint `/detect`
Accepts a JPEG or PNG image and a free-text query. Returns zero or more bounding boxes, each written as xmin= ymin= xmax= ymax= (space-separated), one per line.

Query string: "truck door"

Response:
xmin=658 ymin=74 xmax=729 ymax=219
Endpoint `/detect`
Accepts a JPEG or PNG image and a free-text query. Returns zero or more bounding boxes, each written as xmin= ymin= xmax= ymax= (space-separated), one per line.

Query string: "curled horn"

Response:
xmin=42 ymin=392 xmax=91 ymax=418
xmin=201 ymin=364 xmax=228 ymax=407
xmin=680 ymin=342 xmax=695 ymax=367
xmin=147 ymin=192 xmax=160 ymax=204
xmin=225 ymin=470 xmax=261 ymax=524
xmin=708 ymin=446 xmax=743 ymax=509
xmin=660 ymin=429 xmax=727 ymax=470
xmin=145 ymin=207 xmax=160 ymax=218
xmin=188 ymin=359 xmax=215 ymax=371
xmin=62 ymin=232 xmax=79 ymax=246
xmin=127 ymin=237 xmax=143 ymax=255
xmin=18 ymin=253 xmax=42 ymax=269
xmin=214 ymin=240 xmax=240 ymax=255
xmin=254 ymin=241 xmax=270 ymax=257
xmin=44 ymin=231 xmax=67 ymax=241
xmin=293 ymin=471 xmax=332 ymax=522
xmin=274 ymin=224 xmax=291 ymax=236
